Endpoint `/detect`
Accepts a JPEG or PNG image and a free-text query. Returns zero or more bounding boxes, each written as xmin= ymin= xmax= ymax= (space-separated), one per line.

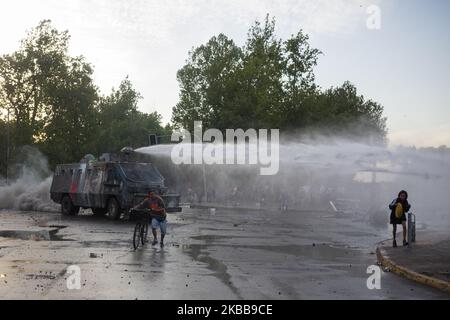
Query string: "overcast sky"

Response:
xmin=1 ymin=0 xmax=449 ymax=147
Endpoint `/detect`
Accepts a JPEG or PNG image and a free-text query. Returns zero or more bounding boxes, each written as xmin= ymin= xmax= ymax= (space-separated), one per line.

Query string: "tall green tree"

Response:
xmin=225 ymin=17 xmax=285 ymax=129
xmin=0 ymin=20 xmax=70 ymax=147
xmin=307 ymin=81 xmax=387 ymax=144
xmin=173 ymin=15 xmax=322 ymax=131
xmin=0 ymin=20 xmax=101 ymax=166
xmin=95 ymin=78 xmax=166 ymax=154
xmin=0 ymin=20 xmax=168 ymax=169
xmin=172 ymin=15 xmax=386 ymax=143
xmin=40 ymin=56 xmax=99 ymax=166
xmin=172 ymin=34 xmax=242 ymax=131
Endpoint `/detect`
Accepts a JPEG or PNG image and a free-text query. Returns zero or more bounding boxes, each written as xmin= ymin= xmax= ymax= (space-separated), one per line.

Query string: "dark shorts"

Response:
xmin=390 ymin=213 xmax=406 ymax=225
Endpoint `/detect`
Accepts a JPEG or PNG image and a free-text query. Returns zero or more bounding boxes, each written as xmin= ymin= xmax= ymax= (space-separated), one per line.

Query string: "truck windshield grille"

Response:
xmin=120 ymin=163 xmax=164 ymax=184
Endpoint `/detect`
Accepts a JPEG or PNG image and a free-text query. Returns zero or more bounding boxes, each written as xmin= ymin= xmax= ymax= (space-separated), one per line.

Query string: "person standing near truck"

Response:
xmin=134 ymin=191 xmax=167 ymax=247
xmin=389 ymin=190 xmax=411 ymax=247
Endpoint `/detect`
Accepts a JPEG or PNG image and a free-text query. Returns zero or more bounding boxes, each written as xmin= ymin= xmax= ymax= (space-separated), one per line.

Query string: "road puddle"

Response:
xmin=0 ymin=226 xmax=72 ymax=241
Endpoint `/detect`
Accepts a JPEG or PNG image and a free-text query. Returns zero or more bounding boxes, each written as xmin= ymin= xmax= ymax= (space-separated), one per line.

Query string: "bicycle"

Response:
xmin=131 ymin=209 xmax=150 ymax=250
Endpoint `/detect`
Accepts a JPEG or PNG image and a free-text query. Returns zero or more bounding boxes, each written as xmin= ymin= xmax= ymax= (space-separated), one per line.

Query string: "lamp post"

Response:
xmin=191 ymin=131 xmax=207 ymax=203
xmin=6 ymin=106 xmax=10 ymax=185
xmin=148 ymin=131 xmax=208 ymax=203
xmin=148 ymin=133 xmax=208 ymax=202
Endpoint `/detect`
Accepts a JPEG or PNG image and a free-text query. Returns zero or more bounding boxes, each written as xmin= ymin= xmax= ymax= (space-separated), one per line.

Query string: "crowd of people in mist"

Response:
xmin=137 ymin=140 xmax=450 ymax=229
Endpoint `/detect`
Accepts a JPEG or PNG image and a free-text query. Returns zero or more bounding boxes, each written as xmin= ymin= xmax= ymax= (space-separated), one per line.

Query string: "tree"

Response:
xmin=280 ymin=29 xmax=321 ymax=129
xmin=232 ymin=16 xmax=285 ymax=129
xmin=173 ymin=15 xmax=322 ymax=131
xmin=172 ymin=15 xmax=386 ymax=143
xmin=0 ymin=20 xmax=102 ymax=166
xmin=0 ymin=20 xmax=70 ymax=148
xmin=302 ymin=81 xmax=387 ymax=144
xmin=172 ymin=34 xmax=242 ymax=132
xmin=95 ymin=78 xmax=165 ymax=154
xmin=40 ymin=56 xmax=99 ymax=166
xmin=0 ymin=20 xmax=168 ymax=169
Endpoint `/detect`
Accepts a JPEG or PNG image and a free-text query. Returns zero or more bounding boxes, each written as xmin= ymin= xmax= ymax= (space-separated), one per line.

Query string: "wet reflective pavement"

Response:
xmin=0 ymin=208 xmax=448 ymax=299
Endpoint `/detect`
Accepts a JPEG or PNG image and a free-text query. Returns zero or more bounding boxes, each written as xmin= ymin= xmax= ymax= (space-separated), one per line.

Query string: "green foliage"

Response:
xmin=172 ymin=33 xmax=243 ymax=131
xmin=0 ymin=20 xmax=166 ymax=170
xmin=172 ymin=15 xmax=387 ymax=143
xmin=94 ymin=78 xmax=165 ymax=154
xmin=296 ymin=81 xmax=387 ymax=144
xmin=39 ymin=56 xmax=99 ymax=166
xmin=0 ymin=17 xmax=389 ymax=176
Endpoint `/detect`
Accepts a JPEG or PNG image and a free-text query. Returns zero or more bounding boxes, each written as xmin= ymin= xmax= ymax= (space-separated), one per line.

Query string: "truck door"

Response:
xmin=73 ymin=168 xmax=84 ymax=206
xmin=87 ymin=166 xmax=104 ymax=208
xmin=104 ymin=167 xmax=121 ymax=195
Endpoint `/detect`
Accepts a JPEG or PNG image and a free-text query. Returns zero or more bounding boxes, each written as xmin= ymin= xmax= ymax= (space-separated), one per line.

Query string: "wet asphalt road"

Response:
xmin=0 ymin=207 xmax=448 ymax=299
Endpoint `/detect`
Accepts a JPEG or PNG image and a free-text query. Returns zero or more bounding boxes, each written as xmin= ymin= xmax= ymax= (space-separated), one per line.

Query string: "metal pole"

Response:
xmin=6 ymin=107 xmax=9 ymax=185
xmin=407 ymin=212 xmax=415 ymax=248
xmin=150 ymin=130 xmax=208 ymax=202
xmin=202 ymin=162 xmax=207 ymax=202
xmin=192 ymin=132 xmax=207 ymax=203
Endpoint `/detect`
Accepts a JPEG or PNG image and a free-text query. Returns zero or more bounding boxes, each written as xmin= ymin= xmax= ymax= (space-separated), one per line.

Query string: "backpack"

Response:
xmin=395 ymin=202 xmax=404 ymax=219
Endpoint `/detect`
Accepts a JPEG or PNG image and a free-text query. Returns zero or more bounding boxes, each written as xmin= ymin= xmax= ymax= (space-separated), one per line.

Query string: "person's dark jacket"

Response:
xmin=389 ymin=198 xmax=410 ymax=223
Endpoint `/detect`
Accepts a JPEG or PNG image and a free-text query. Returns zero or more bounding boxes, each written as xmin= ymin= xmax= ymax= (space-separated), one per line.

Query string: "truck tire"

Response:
xmin=61 ymin=195 xmax=80 ymax=216
xmin=92 ymin=208 xmax=107 ymax=216
xmin=107 ymin=198 xmax=121 ymax=220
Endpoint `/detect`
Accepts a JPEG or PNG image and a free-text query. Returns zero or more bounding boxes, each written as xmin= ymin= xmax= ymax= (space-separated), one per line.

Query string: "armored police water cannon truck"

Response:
xmin=50 ymin=147 xmax=182 ymax=219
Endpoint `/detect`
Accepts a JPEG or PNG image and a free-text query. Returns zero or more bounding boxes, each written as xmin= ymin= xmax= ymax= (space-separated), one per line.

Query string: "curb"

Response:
xmin=376 ymin=241 xmax=450 ymax=294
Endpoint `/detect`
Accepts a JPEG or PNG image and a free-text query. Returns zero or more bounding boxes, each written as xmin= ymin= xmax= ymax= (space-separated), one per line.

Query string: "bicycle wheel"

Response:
xmin=133 ymin=222 xmax=142 ymax=250
xmin=141 ymin=221 xmax=148 ymax=245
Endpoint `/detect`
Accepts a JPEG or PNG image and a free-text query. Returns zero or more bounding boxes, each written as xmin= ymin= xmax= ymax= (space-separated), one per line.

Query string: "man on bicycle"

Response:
xmin=134 ymin=191 xmax=167 ymax=247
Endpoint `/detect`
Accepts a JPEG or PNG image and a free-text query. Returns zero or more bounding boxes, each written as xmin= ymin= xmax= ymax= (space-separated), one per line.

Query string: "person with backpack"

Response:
xmin=389 ymin=190 xmax=411 ymax=247
xmin=134 ymin=191 xmax=167 ymax=248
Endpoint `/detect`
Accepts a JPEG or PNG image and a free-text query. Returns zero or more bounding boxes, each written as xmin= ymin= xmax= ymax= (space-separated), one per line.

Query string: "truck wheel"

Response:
xmin=92 ymin=208 xmax=107 ymax=216
xmin=61 ymin=196 xmax=79 ymax=216
xmin=107 ymin=198 xmax=121 ymax=220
